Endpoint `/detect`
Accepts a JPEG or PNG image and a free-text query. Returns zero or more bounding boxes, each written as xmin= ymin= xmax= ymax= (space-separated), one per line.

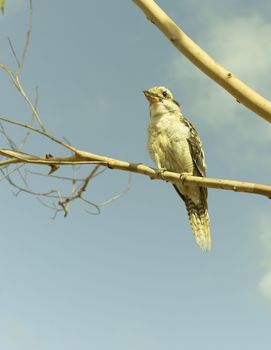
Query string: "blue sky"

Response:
xmin=1 ymin=1 xmax=271 ymax=349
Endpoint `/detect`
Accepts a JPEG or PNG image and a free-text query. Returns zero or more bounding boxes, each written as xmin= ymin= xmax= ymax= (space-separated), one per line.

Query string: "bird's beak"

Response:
xmin=143 ymin=90 xmax=160 ymax=103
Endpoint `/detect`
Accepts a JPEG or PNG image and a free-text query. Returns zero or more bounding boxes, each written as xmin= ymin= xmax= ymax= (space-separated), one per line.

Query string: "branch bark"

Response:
xmin=132 ymin=0 xmax=271 ymax=123
xmin=1 ymin=148 xmax=271 ymax=199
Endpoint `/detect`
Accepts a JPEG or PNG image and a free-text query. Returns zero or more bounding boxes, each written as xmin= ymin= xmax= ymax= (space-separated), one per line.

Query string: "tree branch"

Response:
xmin=1 ymin=0 xmax=270 ymax=219
xmin=0 ymin=0 xmax=132 ymax=217
xmin=132 ymin=0 xmax=271 ymax=123
xmin=1 ymin=147 xmax=271 ymax=199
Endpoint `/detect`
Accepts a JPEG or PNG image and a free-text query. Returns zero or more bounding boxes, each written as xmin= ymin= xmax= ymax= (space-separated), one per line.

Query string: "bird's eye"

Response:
xmin=162 ymin=91 xmax=168 ymax=97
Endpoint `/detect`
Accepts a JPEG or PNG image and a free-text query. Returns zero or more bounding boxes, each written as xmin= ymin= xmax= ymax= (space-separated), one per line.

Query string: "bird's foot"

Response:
xmin=149 ymin=167 xmax=167 ymax=180
xmin=156 ymin=167 xmax=168 ymax=181
xmin=180 ymin=172 xmax=193 ymax=182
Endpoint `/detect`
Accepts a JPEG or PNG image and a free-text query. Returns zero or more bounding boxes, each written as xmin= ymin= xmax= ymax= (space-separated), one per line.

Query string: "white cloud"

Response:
xmin=204 ymin=14 xmax=271 ymax=93
xmin=168 ymin=13 xmax=271 ymax=139
xmin=259 ymin=272 xmax=271 ymax=301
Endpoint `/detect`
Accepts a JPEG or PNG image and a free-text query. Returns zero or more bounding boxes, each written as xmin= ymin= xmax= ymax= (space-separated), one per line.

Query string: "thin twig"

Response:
xmin=17 ymin=0 xmax=33 ymax=76
xmin=0 ymin=164 xmax=24 ymax=181
xmin=18 ymin=86 xmax=38 ymax=149
xmin=7 ymin=37 xmax=20 ymax=67
xmin=98 ymin=173 xmax=132 ymax=206
xmin=26 ymin=167 xmax=106 ymax=181
xmin=13 ymin=75 xmax=45 ymax=130
xmin=0 ymin=66 xmax=44 ymax=132
xmin=36 ymin=198 xmax=63 ymax=219
xmin=59 ymin=165 xmax=101 ymax=216
xmin=0 ymin=116 xmax=77 ymax=152
xmin=0 ymin=122 xmax=18 ymax=150
xmin=26 ymin=169 xmax=85 ymax=182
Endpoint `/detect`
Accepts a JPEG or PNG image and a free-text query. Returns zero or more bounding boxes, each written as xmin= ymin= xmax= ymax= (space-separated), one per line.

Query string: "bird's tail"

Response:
xmin=184 ymin=197 xmax=211 ymax=251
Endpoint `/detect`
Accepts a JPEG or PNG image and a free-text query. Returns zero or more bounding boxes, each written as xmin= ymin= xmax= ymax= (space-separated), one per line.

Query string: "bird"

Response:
xmin=143 ymin=86 xmax=211 ymax=251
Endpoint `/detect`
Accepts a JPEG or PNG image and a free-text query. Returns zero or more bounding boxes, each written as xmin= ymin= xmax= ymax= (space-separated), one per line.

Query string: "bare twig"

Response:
xmin=59 ymin=165 xmax=101 ymax=216
xmin=0 ymin=65 xmax=45 ymax=130
xmin=0 ymin=122 xmax=18 ymax=150
xmin=36 ymin=198 xmax=64 ymax=219
xmin=14 ymin=75 xmax=45 ymax=130
xmin=0 ymin=116 xmax=77 ymax=152
xmin=132 ymin=0 xmax=271 ymax=123
xmin=1 ymin=167 xmax=60 ymax=198
xmin=0 ymin=0 xmax=129 ymax=217
xmin=0 ymin=1 xmax=44 ymax=131
xmin=98 ymin=173 xmax=132 ymax=206
xmin=18 ymin=86 xmax=38 ymax=149
xmin=26 ymin=167 xmax=106 ymax=181
xmin=7 ymin=37 xmax=20 ymax=67
xmin=0 ymin=164 xmax=24 ymax=181
xmin=17 ymin=0 xmax=33 ymax=76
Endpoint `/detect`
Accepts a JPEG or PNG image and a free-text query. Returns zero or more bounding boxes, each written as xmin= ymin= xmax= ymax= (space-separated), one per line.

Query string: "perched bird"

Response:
xmin=143 ymin=86 xmax=211 ymax=251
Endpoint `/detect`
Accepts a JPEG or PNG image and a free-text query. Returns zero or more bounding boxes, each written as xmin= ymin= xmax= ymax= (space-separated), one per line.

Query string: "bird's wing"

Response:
xmin=182 ymin=116 xmax=208 ymax=202
xmin=182 ymin=117 xmax=207 ymax=178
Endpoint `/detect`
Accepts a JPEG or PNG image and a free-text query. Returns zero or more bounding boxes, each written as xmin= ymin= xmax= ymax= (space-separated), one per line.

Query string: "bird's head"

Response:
xmin=143 ymin=86 xmax=180 ymax=116
xmin=143 ymin=86 xmax=174 ymax=103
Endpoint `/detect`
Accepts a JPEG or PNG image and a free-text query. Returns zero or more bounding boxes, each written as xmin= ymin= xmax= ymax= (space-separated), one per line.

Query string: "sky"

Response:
xmin=0 ymin=0 xmax=271 ymax=349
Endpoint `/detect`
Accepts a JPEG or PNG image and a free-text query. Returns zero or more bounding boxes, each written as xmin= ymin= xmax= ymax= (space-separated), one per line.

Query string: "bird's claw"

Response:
xmin=180 ymin=172 xmax=193 ymax=182
xmin=157 ymin=167 xmax=168 ymax=180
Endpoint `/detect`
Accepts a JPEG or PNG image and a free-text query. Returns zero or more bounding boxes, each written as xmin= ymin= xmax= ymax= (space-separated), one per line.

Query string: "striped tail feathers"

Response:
xmin=184 ymin=196 xmax=211 ymax=251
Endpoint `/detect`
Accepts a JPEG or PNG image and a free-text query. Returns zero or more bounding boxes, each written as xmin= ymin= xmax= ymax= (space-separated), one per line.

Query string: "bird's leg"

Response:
xmin=155 ymin=156 xmax=167 ymax=181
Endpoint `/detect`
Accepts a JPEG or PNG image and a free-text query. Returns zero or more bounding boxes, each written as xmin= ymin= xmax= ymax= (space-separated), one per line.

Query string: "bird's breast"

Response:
xmin=147 ymin=113 xmax=193 ymax=173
